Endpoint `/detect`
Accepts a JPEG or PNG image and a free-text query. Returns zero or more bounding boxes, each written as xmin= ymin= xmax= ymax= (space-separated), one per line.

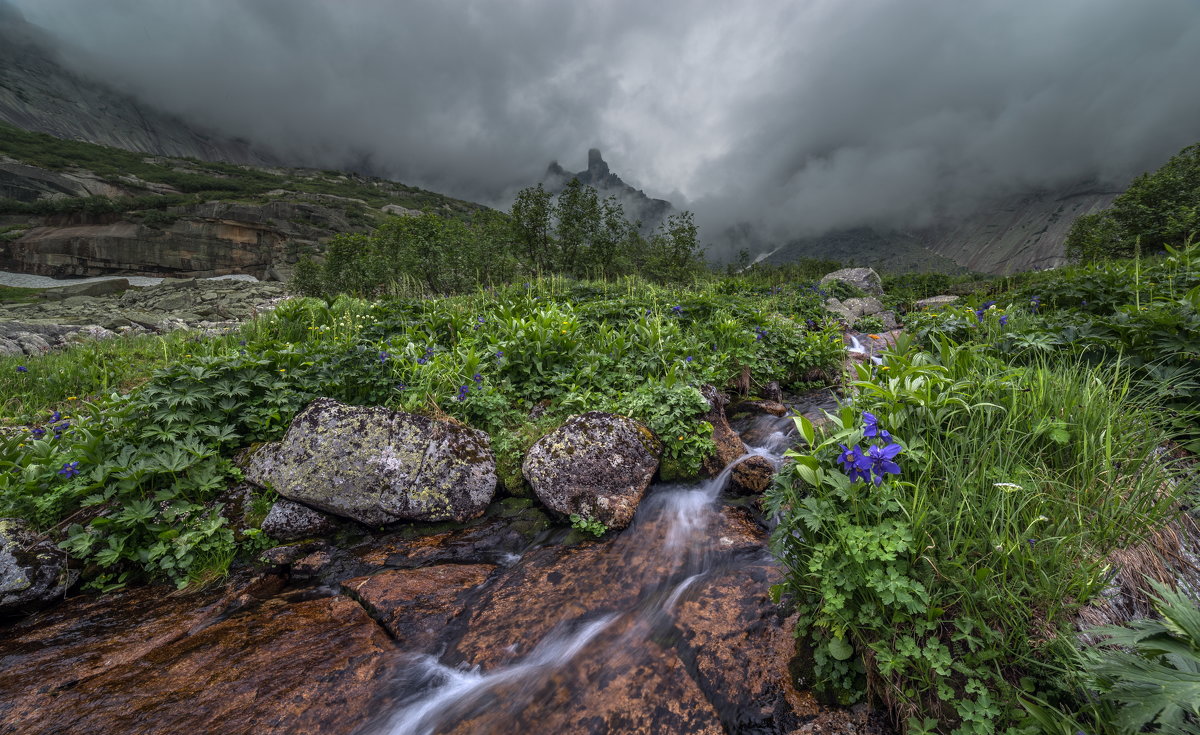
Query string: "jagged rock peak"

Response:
xmin=587 ymin=148 xmax=609 ymax=178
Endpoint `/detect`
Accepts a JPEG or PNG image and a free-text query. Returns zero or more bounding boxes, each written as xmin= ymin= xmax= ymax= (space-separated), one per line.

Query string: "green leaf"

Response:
xmin=827 ymin=636 xmax=854 ymax=661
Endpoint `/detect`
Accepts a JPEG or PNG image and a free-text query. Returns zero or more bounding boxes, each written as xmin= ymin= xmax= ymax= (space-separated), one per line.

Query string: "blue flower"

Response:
xmin=865 ymin=442 xmax=903 ymax=485
xmin=975 ymin=309 xmax=985 ymax=322
xmin=416 ymin=357 xmax=427 ymax=365
xmin=239 ymin=339 xmax=247 ymax=346
xmin=50 ymin=411 xmax=62 ymax=423
xmin=472 ymin=373 xmax=483 ymax=383
xmin=31 ymin=427 xmax=45 ymax=439
xmin=999 ymin=315 xmax=1008 ymax=327
xmin=379 ymin=351 xmax=389 ymax=363
xmin=16 ymin=365 xmax=27 ymax=373
xmin=671 ymin=305 xmax=683 ymax=315
xmin=58 ymin=461 xmax=80 ymax=478
xmin=982 ymin=300 xmax=997 ymax=309
xmin=456 ymin=385 xmax=470 ymax=401
xmin=495 ymin=350 xmax=504 ymax=358
xmin=861 ymin=412 xmax=891 ymax=441
xmin=1027 ymin=538 xmax=1037 ymax=547
xmin=837 ymin=444 xmax=872 ymax=484
xmin=684 ymin=356 xmax=693 ymax=363
xmin=477 ymin=316 xmax=486 ymax=324
xmin=396 ymin=382 xmax=407 ymax=391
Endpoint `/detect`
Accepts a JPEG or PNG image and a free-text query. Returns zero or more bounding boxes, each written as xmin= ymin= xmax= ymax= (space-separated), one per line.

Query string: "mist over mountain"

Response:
xmin=544 ymin=149 xmax=673 ymax=231
xmin=4 ymin=0 xmax=1199 ymax=268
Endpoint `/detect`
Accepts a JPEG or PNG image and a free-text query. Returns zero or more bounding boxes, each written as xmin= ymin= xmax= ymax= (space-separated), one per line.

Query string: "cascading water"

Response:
xmin=370 ymin=414 xmax=798 ymax=735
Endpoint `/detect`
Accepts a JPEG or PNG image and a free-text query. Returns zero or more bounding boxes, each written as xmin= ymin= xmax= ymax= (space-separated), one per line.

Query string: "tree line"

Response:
xmin=293 ymin=179 xmax=703 ymax=297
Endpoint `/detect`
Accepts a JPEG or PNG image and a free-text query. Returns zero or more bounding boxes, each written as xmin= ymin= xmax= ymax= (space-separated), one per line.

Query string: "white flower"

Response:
xmin=993 ymin=482 xmax=1023 ymax=491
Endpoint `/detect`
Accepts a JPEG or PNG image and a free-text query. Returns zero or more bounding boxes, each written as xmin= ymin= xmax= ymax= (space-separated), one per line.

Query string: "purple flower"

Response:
xmin=239 ymin=339 xmax=247 ymax=346
xmin=1027 ymin=538 xmax=1037 ymax=547
xmin=379 ymin=351 xmax=389 ymax=363
xmin=396 ymin=382 xmax=407 ymax=391
xmin=975 ymin=309 xmax=985 ymax=322
xmin=495 ymin=350 xmax=504 ymax=358
xmin=865 ymin=442 xmax=903 ymax=485
xmin=671 ymin=305 xmax=683 ymax=315
xmin=999 ymin=315 xmax=1009 ymax=327
xmin=684 ymin=356 xmax=693 ymax=363
xmin=16 ymin=365 xmax=27 ymax=373
xmin=837 ymin=444 xmax=872 ymax=484
xmin=58 ymin=461 xmax=80 ymax=478
xmin=456 ymin=385 xmax=470 ymax=401
xmin=477 ymin=316 xmax=486 ymax=324
xmin=472 ymin=373 xmax=483 ymax=383
xmin=50 ymin=411 xmax=62 ymax=423
xmin=31 ymin=427 xmax=45 ymax=439
xmin=416 ymin=357 xmax=427 ymax=365
xmin=861 ymin=412 xmax=891 ymax=441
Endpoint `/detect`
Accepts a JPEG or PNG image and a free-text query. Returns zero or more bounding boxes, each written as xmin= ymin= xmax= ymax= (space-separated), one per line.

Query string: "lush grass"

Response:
xmin=768 ymin=338 xmax=1187 ymax=733
xmin=0 ymin=285 xmax=40 ymax=303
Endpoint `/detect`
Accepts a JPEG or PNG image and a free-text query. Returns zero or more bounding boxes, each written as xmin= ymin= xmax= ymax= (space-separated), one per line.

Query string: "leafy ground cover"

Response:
xmin=0 ymin=275 xmax=845 ymax=590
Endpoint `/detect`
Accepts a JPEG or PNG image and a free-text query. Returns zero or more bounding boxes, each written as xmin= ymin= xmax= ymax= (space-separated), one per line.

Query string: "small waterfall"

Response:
xmin=847 ymin=333 xmax=884 ymax=365
xmin=372 ymin=415 xmax=794 ymax=734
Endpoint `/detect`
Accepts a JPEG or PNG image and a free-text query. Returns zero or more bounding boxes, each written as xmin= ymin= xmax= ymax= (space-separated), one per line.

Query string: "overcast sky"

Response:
xmin=9 ymin=0 xmax=1200 ymax=240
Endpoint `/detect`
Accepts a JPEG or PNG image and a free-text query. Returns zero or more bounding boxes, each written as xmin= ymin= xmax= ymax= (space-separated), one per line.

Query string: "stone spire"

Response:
xmin=587 ymin=148 xmax=609 ymax=178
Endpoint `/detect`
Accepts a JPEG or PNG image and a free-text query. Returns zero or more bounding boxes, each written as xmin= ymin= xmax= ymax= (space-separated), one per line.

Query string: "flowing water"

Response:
xmin=371 ymin=413 xmax=801 ymax=735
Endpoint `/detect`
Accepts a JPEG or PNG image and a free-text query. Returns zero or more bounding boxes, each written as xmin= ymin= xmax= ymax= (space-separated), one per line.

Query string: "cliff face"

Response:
xmin=543 ymin=149 xmax=674 ymax=230
xmin=0 ymin=4 xmax=273 ymax=166
xmin=915 ymin=185 xmax=1120 ymax=273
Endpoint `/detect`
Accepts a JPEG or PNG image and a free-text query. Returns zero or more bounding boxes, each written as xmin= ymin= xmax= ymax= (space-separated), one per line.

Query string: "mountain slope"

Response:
xmin=0 ymin=2 xmax=272 ymax=166
xmin=544 ymin=149 xmax=673 ymax=230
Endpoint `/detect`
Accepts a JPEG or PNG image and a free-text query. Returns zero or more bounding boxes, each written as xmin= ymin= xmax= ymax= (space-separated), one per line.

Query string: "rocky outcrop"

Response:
xmin=699 ymin=385 xmax=747 ymax=478
xmin=0 ymin=517 xmax=76 ymax=617
xmin=260 ymin=500 xmax=341 ymax=542
xmin=913 ymin=294 xmax=960 ymax=310
xmin=819 ymin=267 xmax=883 ymax=297
xmin=245 ymin=398 xmax=498 ymax=526
xmin=823 ymin=296 xmax=899 ymax=331
xmin=0 ymin=278 xmax=287 ymax=341
xmin=341 ymin=564 xmax=495 ymax=646
xmin=522 ymin=412 xmax=662 ymax=530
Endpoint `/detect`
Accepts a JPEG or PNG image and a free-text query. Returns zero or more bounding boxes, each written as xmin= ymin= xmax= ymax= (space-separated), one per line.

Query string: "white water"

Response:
xmin=377 ymin=419 xmax=792 ymax=735
xmin=847 ymin=334 xmax=884 ymax=365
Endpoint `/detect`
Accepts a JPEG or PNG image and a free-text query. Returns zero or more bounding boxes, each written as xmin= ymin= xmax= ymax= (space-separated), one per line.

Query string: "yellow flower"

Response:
xmin=677 ymin=435 xmax=684 ymax=440
xmin=67 ymin=396 xmax=77 ymax=401
xmin=868 ymin=334 xmax=881 ymax=339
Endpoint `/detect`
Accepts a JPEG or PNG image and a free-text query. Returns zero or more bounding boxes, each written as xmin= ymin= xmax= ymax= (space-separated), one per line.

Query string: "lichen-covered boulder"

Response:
xmin=1 ymin=518 xmax=76 ymax=617
xmin=819 ymin=267 xmax=883 ymax=297
xmin=522 ymin=412 xmax=662 ymax=530
xmin=244 ymin=398 xmax=496 ymax=526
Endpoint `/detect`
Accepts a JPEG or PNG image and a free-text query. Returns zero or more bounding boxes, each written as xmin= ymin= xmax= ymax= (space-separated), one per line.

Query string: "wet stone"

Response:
xmin=261 ymin=498 xmax=340 ymax=541
xmin=730 ymin=455 xmax=777 ymax=495
xmin=340 ymin=564 xmax=495 ymax=649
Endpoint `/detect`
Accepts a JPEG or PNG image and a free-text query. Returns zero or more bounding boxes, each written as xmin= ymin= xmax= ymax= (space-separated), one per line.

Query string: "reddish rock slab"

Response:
xmin=341 ymin=564 xmax=495 ymax=648
xmin=3 ymin=594 xmax=395 ymax=735
xmin=0 ymin=572 xmax=284 ymax=725
xmin=699 ymin=385 xmax=747 ymax=478
xmin=440 ymin=615 xmax=724 ymax=735
xmin=673 ymin=563 xmax=796 ymax=730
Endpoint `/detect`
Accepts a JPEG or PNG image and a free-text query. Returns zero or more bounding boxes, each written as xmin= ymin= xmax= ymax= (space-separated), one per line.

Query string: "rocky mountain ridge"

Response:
xmin=544 ymin=149 xmax=674 ymax=230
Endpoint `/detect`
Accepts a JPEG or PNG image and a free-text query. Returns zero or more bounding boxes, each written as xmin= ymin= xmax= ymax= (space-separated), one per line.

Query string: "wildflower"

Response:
xmin=239 ymin=340 xmax=247 ymax=346
xmin=417 ymin=357 xmax=427 ymax=365
xmin=671 ymin=305 xmax=683 ymax=315
xmin=677 ymin=435 xmax=684 ymax=441
xmin=993 ymin=482 xmax=1022 ymax=492
xmin=50 ymin=411 xmax=62 ymax=423
xmin=456 ymin=385 xmax=470 ymax=401
xmin=67 ymin=396 xmax=77 ymax=401
xmin=999 ymin=315 xmax=1008 ymax=327
xmin=861 ymin=412 xmax=891 ymax=441
xmin=379 ymin=351 xmax=390 ymax=363
xmin=58 ymin=461 xmax=80 ymax=478
xmin=396 ymin=382 xmax=407 ymax=391
xmin=975 ymin=309 xmax=985 ymax=322
xmin=684 ymin=356 xmax=693 ymax=363
xmin=478 ymin=316 xmax=486 ymax=324
xmin=16 ymin=365 xmax=27 ymax=373
xmin=31 ymin=427 xmax=45 ymax=439
xmin=865 ymin=442 xmax=903 ymax=485
xmin=472 ymin=373 xmax=483 ymax=383
xmin=496 ymin=351 xmax=504 ymax=358
xmin=982 ymin=300 xmax=997 ymax=309
xmin=837 ymin=444 xmax=871 ymax=484
xmin=867 ymin=334 xmax=881 ymax=340
xmin=1027 ymin=538 xmax=1037 ymax=547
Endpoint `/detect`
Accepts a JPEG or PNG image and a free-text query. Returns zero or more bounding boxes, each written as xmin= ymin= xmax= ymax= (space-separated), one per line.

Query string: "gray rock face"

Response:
xmin=245 ymin=398 xmax=497 ymax=526
xmin=913 ymin=295 xmax=960 ymax=309
xmin=819 ymin=267 xmax=884 ymax=297
xmin=261 ymin=500 xmax=341 ymax=542
xmin=1 ymin=518 xmax=76 ymax=617
xmin=522 ymin=412 xmax=662 ymax=530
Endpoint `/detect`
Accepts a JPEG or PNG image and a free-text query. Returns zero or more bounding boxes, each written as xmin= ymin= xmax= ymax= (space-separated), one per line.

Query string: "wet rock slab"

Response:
xmin=341 ymin=563 xmax=495 ymax=648
xmin=0 ymin=576 xmax=394 ymax=735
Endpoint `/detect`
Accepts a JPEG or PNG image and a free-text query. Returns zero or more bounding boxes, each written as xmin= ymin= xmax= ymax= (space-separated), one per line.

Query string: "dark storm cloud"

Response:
xmin=9 ymin=0 xmax=1200 ymax=238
